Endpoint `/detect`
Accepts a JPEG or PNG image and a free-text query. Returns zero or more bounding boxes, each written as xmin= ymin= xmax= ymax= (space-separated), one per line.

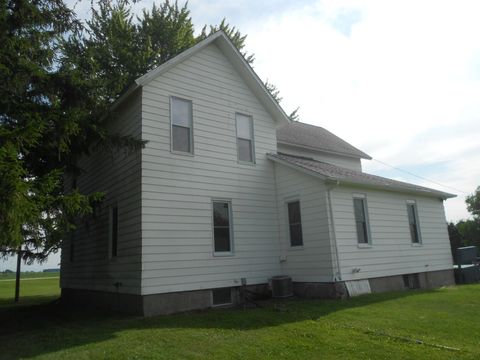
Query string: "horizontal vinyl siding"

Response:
xmin=330 ymin=187 xmax=453 ymax=281
xmin=140 ymin=43 xmax=281 ymax=295
xmin=274 ymin=163 xmax=334 ymax=282
xmin=60 ymin=91 xmax=142 ymax=295
xmin=277 ymin=143 xmax=362 ymax=171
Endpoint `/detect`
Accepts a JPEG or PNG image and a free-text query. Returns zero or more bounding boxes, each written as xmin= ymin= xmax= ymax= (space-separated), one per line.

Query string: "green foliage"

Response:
xmin=466 ymin=186 xmax=480 ymax=219
xmin=1 ymin=0 xmax=295 ymax=267
xmin=448 ymin=185 xmax=480 ymax=254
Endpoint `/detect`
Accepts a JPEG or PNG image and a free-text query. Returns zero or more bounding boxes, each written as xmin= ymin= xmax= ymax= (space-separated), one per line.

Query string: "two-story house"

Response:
xmin=61 ymin=31 xmax=455 ymax=316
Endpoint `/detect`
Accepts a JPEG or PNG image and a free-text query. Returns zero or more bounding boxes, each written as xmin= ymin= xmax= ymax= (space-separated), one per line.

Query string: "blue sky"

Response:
xmin=3 ymin=0 xmax=479 ymax=271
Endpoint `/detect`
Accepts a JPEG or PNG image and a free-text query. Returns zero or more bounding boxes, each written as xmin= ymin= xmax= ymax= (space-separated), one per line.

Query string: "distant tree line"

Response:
xmin=448 ymin=186 xmax=480 ymax=262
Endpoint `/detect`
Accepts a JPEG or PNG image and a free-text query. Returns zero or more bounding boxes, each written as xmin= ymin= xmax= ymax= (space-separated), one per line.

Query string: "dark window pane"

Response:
xmin=111 ymin=206 xmax=118 ymax=257
xmin=288 ymin=201 xmax=301 ymax=224
xmin=410 ymin=224 xmax=419 ymax=243
xmin=213 ymin=202 xmax=230 ymax=227
xmin=172 ymin=125 xmax=191 ymax=152
xmin=289 ymin=224 xmax=303 ymax=246
xmin=356 ymin=221 xmax=368 ymax=243
xmin=407 ymin=204 xmax=420 ymax=243
xmin=353 ymin=198 xmax=366 ymax=222
xmin=214 ymin=227 xmax=231 ymax=252
xmin=237 ymin=138 xmax=253 ymax=162
xmin=171 ymin=97 xmax=192 ymax=127
xmin=212 ymin=288 xmax=232 ymax=305
xmin=353 ymin=198 xmax=369 ymax=243
xmin=407 ymin=204 xmax=416 ymax=224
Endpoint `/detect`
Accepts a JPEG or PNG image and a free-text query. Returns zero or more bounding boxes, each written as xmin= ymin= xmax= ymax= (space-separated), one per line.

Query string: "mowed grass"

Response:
xmin=0 ymin=277 xmax=479 ymax=360
xmin=0 ymin=273 xmax=60 ymax=307
xmin=0 ymin=271 xmax=60 ymax=280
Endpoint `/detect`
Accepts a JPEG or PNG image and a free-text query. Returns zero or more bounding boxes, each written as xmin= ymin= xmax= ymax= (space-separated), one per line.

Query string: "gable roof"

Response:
xmin=268 ymin=153 xmax=455 ymax=200
xmin=113 ymin=31 xmax=290 ymax=124
xmin=277 ymin=122 xmax=372 ymax=160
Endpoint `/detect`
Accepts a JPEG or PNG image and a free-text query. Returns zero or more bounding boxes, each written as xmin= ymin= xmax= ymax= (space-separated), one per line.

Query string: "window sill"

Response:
xmin=357 ymin=243 xmax=372 ymax=249
xmin=288 ymin=245 xmax=304 ymax=251
xmin=213 ymin=252 xmax=235 ymax=257
xmin=411 ymin=243 xmax=423 ymax=247
xmin=237 ymin=160 xmax=256 ymax=166
xmin=170 ymin=150 xmax=194 ymax=157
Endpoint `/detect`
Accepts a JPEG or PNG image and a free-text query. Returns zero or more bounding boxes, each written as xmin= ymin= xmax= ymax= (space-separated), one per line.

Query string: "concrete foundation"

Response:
xmin=62 ymin=269 xmax=455 ymax=316
xmin=62 ymin=283 xmax=271 ymax=317
xmin=368 ymin=269 xmax=455 ymax=293
xmin=293 ymin=282 xmax=347 ymax=299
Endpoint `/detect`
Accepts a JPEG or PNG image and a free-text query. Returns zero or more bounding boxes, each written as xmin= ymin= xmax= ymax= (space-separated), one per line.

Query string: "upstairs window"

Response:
xmin=236 ymin=113 xmax=254 ymax=163
xmin=171 ymin=97 xmax=193 ymax=153
xmin=109 ymin=205 xmax=118 ymax=258
xmin=353 ymin=197 xmax=370 ymax=244
xmin=407 ymin=202 xmax=421 ymax=243
xmin=287 ymin=200 xmax=303 ymax=247
xmin=213 ymin=201 xmax=233 ymax=253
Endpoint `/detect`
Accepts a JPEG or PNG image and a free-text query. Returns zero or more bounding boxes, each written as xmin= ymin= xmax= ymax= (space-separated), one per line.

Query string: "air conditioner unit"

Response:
xmin=271 ymin=275 xmax=293 ymax=298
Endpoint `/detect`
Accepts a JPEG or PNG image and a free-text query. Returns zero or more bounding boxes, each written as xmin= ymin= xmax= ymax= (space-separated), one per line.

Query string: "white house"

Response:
xmin=61 ymin=31 xmax=455 ymax=315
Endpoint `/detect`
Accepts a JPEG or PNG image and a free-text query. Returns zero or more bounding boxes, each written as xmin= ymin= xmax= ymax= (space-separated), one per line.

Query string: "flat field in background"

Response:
xmin=0 ymin=275 xmax=479 ymax=359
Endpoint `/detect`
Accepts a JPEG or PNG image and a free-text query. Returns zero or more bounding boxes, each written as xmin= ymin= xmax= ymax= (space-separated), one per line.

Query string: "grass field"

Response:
xmin=0 ymin=277 xmax=479 ymax=360
xmin=0 ymin=271 xmax=60 ymax=280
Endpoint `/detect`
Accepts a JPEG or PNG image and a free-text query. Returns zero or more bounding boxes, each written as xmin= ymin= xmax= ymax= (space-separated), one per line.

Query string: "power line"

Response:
xmin=371 ymin=158 xmax=469 ymax=195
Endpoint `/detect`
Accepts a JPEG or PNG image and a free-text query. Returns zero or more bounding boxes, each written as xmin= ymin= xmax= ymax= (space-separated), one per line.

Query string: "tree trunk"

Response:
xmin=14 ymin=248 xmax=22 ymax=303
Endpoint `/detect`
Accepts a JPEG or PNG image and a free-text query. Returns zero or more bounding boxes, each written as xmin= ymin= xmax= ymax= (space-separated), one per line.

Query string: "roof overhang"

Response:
xmin=267 ymin=153 xmax=456 ymax=200
xmin=112 ymin=31 xmax=291 ymax=124
xmin=277 ymin=140 xmax=372 ymax=160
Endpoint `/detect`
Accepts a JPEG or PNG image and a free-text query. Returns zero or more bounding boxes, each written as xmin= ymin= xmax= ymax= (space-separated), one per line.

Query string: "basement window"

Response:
xmin=212 ymin=288 xmax=233 ymax=306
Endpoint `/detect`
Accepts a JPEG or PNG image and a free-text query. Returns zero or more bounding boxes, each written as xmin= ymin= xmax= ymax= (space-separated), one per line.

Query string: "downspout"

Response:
xmin=327 ymin=184 xmax=342 ymax=282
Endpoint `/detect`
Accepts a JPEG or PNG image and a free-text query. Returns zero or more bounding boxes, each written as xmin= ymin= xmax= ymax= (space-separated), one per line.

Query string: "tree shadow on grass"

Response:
xmin=0 ymin=288 xmax=456 ymax=359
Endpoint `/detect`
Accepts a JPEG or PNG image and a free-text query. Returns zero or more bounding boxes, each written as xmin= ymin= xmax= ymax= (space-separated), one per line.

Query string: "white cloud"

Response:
xmin=233 ymin=0 xmax=480 ymax=221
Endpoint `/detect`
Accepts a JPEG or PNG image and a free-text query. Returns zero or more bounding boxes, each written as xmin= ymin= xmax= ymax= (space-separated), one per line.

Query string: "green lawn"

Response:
xmin=1 ymin=278 xmax=479 ymax=360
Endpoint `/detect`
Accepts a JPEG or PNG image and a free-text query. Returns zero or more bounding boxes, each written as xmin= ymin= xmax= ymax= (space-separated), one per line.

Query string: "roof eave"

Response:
xmin=267 ymin=153 xmax=328 ymax=181
xmin=324 ymin=178 xmax=456 ymax=200
xmin=278 ymin=140 xmax=372 ymax=160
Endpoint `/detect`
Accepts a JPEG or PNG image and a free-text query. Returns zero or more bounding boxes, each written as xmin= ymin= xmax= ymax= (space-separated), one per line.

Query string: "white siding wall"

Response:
xmin=140 ymin=43 xmax=282 ymax=295
xmin=330 ymin=186 xmax=453 ymax=281
xmin=60 ymin=91 xmax=143 ymax=294
xmin=274 ymin=164 xmax=334 ymax=282
xmin=277 ymin=143 xmax=362 ymax=171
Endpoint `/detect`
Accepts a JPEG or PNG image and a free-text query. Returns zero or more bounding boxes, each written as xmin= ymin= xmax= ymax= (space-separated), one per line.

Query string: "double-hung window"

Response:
xmin=407 ymin=202 xmax=421 ymax=243
xmin=213 ymin=201 xmax=233 ymax=253
xmin=236 ymin=113 xmax=254 ymax=163
xmin=287 ymin=200 xmax=303 ymax=247
xmin=353 ymin=196 xmax=370 ymax=244
xmin=171 ymin=97 xmax=193 ymax=153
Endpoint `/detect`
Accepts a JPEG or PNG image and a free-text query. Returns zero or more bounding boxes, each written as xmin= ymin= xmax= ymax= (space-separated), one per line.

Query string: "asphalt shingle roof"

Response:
xmin=268 ymin=153 xmax=455 ymax=199
xmin=277 ymin=122 xmax=372 ymax=159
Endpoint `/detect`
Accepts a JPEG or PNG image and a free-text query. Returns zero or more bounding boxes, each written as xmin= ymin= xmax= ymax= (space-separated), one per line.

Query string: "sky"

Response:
xmin=3 ymin=0 xmax=479 ymax=271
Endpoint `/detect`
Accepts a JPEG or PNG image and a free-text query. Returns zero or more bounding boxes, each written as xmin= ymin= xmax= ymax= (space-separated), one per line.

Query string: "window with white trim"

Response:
xmin=236 ymin=113 xmax=254 ymax=163
xmin=213 ymin=201 xmax=233 ymax=253
xmin=353 ymin=196 xmax=370 ymax=244
xmin=287 ymin=200 xmax=303 ymax=247
xmin=407 ymin=202 xmax=421 ymax=243
xmin=171 ymin=97 xmax=193 ymax=153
